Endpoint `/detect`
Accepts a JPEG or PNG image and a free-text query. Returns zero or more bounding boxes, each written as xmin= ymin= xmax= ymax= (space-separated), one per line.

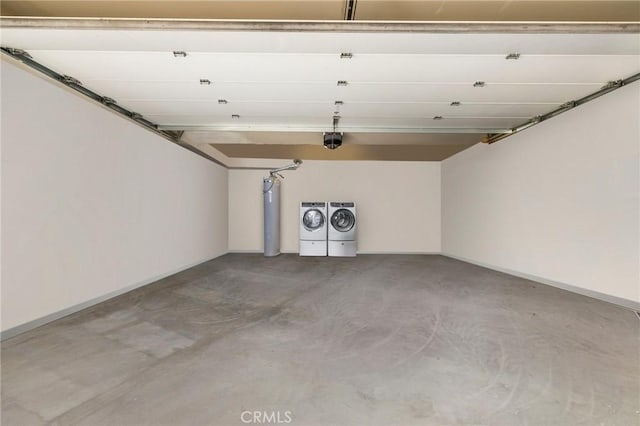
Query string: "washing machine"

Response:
xmin=328 ymin=202 xmax=357 ymax=257
xmin=299 ymin=202 xmax=328 ymax=256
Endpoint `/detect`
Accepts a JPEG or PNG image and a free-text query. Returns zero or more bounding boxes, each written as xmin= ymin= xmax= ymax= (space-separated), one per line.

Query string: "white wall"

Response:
xmin=442 ymin=82 xmax=640 ymax=304
xmin=229 ymin=161 xmax=441 ymax=253
xmin=1 ymin=60 xmax=228 ymax=333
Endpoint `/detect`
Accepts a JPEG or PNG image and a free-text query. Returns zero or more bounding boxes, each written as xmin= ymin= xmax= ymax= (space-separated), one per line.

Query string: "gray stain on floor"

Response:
xmin=1 ymin=254 xmax=639 ymax=425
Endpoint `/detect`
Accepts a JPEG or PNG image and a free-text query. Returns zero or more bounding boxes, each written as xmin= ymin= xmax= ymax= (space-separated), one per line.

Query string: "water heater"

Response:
xmin=263 ymin=176 xmax=281 ymax=257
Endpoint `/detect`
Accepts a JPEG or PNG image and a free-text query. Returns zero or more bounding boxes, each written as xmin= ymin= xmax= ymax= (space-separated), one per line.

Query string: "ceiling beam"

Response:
xmin=1 ymin=17 xmax=638 ymax=34
xmin=158 ymin=125 xmax=510 ymax=134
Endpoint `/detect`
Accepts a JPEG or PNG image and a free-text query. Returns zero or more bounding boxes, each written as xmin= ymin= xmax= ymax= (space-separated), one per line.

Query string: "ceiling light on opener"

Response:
xmin=324 ymin=115 xmax=343 ymax=149
xmin=323 ymin=132 xmax=343 ymax=149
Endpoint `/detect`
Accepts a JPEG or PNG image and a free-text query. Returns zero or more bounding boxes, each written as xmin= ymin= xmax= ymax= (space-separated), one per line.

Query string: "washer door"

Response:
xmin=331 ymin=209 xmax=355 ymax=232
xmin=302 ymin=209 xmax=325 ymax=232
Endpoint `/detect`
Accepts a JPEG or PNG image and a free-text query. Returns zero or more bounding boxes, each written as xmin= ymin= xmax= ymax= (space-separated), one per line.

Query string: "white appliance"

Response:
xmin=299 ymin=202 xmax=328 ymax=256
xmin=328 ymin=202 xmax=357 ymax=257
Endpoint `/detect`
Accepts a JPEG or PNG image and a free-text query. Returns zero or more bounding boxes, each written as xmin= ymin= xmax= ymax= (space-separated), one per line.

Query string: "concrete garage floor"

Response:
xmin=2 ymin=254 xmax=639 ymax=425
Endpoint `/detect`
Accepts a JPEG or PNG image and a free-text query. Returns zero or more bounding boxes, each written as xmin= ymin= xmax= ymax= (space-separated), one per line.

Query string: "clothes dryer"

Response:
xmin=299 ymin=202 xmax=328 ymax=256
xmin=328 ymin=202 xmax=356 ymax=257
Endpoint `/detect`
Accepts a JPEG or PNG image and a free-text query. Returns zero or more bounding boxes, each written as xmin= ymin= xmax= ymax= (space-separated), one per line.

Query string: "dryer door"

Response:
xmin=330 ymin=209 xmax=355 ymax=232
xmin=302 ymin=209 xmax=325 ymax=232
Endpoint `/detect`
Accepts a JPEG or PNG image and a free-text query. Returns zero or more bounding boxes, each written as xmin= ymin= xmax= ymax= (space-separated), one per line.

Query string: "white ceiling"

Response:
xmin=1 ymin=20 xmax=639 ymax=161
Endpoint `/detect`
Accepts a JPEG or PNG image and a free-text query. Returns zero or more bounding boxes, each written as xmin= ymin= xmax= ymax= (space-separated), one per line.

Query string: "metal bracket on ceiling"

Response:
xmin=101 ymin=96 xmax=117 ymax=106
xmin=3 ymin=47 xmax=32 ymax=59
xmin=483 ymin=71 xmax=640 ymax=145
xmin=601 ymin=80 xmax=623 ymax=90
xmin=61 ymin=75 xmax=82 ymax=86
xmin=344 ymin=0 xmax=357 ymax=20
xmin=0 ymin=46 xmax=224 ymax=167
